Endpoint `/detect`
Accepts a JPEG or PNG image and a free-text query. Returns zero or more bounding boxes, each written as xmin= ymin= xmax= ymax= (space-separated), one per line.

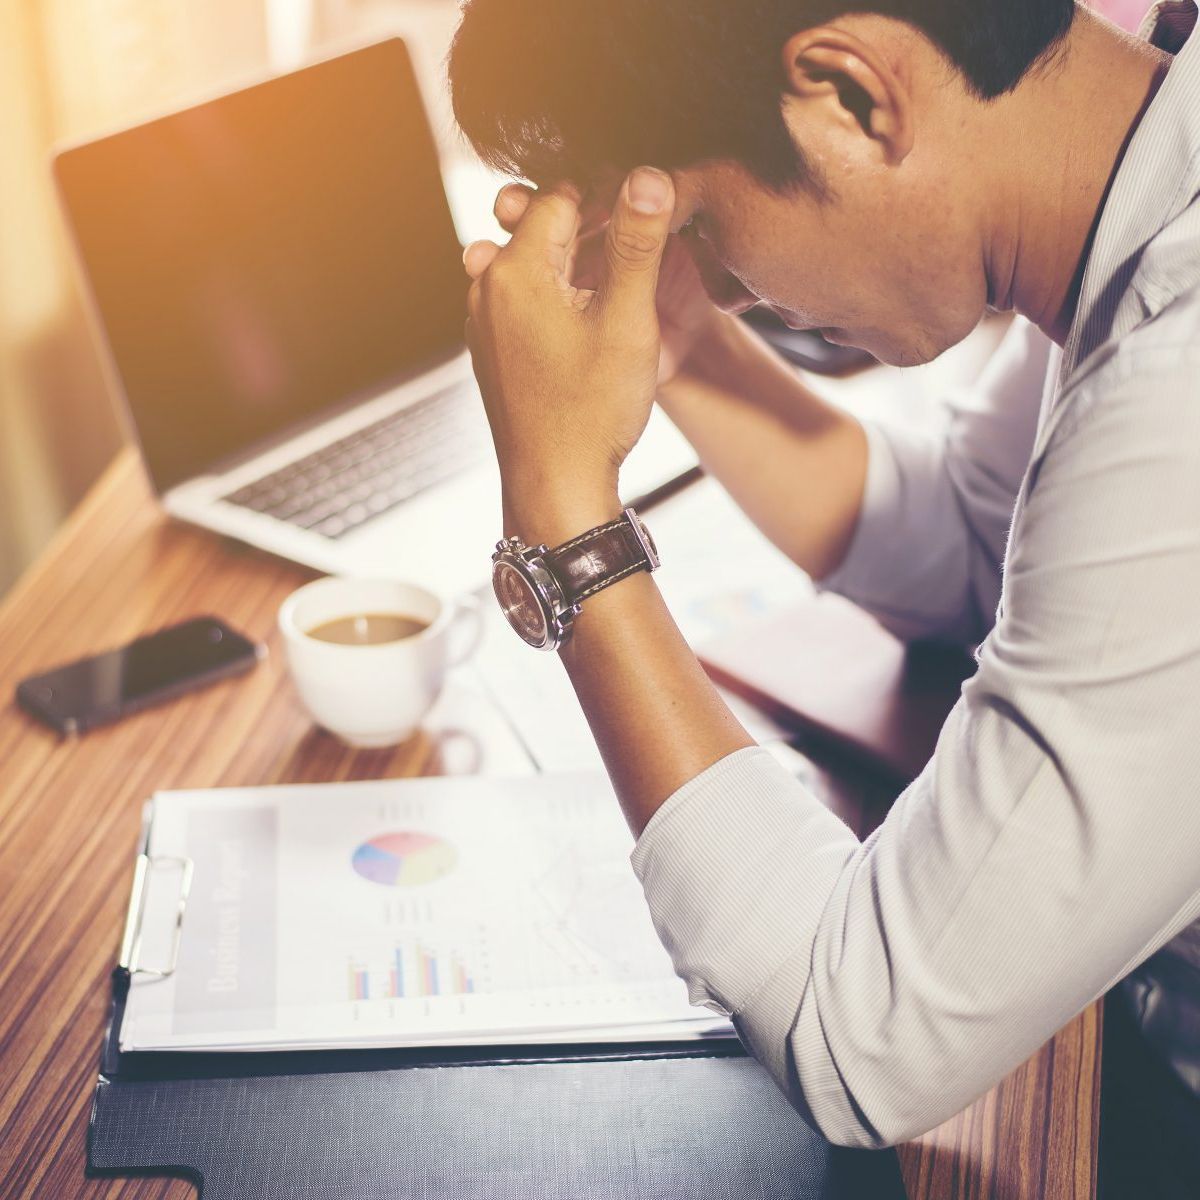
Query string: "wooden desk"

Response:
xmin=0 ymin=450 xmax=1100 ymax=1199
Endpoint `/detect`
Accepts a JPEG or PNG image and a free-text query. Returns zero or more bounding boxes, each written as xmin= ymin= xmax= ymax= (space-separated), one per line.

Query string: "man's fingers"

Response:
xmin=599 ymin=168 xmax=674 ymax=327
xmin=494 ymin=184 xmax=533 ymax=233
xmin=570 ymin=228 xmax=608 ymax=292
xmin=505 ymin=182 xmax=582 ymax=273
xmin=463 ymin=239 xmax=502 ymax=280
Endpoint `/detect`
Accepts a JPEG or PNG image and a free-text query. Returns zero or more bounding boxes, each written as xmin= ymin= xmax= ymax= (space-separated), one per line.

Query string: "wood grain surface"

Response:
xmin=0 ymin=450 xmax=1100 ymax=1199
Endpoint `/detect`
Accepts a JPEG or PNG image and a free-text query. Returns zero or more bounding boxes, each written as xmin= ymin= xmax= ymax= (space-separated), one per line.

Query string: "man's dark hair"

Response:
xmin=449 ymin=0 xmax=1075 ymax=190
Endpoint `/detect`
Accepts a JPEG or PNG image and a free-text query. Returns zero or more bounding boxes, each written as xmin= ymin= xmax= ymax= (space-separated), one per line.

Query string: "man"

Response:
xmin=448 ymin=0 xmax=1200 ymax=1189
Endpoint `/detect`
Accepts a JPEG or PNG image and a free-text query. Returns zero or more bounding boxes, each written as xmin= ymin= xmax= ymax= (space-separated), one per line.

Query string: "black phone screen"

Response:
xmin=17 ymin=617 xmax=259 ymax=733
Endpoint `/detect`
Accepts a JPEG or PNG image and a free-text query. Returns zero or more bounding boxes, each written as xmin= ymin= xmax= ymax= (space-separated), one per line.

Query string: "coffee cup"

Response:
xmin=278 ymin=577 xmax=483 ymax=747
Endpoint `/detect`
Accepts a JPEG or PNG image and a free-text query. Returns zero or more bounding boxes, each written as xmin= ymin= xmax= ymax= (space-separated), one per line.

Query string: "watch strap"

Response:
xmin=544 ymin=512 xmax=655 ymax=606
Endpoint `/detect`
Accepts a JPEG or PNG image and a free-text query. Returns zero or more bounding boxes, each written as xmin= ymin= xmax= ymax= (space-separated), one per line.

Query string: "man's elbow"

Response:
xmin=784 ymin=1033 xmax=965 ymax=1150
xmin=739 ymin=975 xmax=961 ymax=1150
xmin=805 ymin=1085 xmax=950 ymax=1151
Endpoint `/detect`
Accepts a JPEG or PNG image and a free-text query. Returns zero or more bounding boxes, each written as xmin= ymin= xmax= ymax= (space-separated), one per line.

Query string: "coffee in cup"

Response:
xmin=306 ymin=613 xmax=430 ymax=646
xmin=278 ymin=577 xmax=482 ymax=747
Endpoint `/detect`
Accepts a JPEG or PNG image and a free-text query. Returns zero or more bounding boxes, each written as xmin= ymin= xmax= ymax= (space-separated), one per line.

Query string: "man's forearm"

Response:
xmin=561 ymin=573 xmax=753 ymax=835
xmin=466 ymin=175 xmax=816 ymax=832
xmin=502 ymin=314 xmax=868 ymax=833
xmin=504 ymin=488 xmax=754 ymax=835
xmin=660 ymin=314 xmax=869 ymax=581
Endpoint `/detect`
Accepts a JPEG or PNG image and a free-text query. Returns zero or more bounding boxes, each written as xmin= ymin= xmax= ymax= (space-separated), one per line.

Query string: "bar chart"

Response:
xmin=346 ymin=941 xmax=476 ymax=1002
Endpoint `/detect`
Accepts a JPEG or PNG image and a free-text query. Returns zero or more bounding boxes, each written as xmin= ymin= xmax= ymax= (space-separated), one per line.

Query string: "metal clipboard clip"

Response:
xmin=118 ymin=852 xmax=195 ymax=979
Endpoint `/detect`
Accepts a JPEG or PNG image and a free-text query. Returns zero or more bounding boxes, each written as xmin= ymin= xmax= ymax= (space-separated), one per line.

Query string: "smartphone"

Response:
xmin=16 ymin=616 xmax=264 ymax=736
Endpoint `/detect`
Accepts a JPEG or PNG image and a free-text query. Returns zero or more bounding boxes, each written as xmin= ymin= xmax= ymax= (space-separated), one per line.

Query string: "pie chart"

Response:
xmin=351 ymin=831 xmax=458 ymax=887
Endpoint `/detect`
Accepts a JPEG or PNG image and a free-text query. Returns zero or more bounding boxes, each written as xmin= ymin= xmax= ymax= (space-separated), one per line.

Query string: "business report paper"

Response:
xmin=120 ymin=774 xmax=729 ymax=1053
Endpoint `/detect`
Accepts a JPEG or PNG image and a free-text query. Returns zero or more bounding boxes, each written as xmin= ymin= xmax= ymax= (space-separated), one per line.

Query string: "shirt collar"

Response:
xmin=1061 ymin=0 xmax=1200 ymax=378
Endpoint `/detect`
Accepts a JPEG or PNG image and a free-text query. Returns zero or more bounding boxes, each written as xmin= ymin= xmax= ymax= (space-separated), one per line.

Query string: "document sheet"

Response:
xmin=121 ymin=774 xmax=729 ymax=1053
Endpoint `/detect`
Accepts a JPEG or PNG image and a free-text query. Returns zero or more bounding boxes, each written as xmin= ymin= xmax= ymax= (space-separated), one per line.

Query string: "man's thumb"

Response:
xmin=600 ymin=167 xmax=673 ymax=324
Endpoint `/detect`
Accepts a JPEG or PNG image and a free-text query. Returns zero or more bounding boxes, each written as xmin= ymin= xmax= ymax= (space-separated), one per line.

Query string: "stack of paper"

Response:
xmin=120 ymin=773 xmax=731 ymax=1053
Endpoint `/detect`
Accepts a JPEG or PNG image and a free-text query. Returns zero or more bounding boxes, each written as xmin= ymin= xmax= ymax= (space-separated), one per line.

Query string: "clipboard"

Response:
xmin=87 ymin=818 xmax=908 ymax=1198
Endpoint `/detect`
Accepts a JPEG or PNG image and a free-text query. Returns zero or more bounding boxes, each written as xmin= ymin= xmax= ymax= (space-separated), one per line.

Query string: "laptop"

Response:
xmin=53 ymin=39 xmax=696 ymax=596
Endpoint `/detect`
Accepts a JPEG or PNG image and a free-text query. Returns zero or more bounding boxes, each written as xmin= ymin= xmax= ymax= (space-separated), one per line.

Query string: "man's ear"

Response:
xmin=780 ymin=26 xmax=914 ymax=165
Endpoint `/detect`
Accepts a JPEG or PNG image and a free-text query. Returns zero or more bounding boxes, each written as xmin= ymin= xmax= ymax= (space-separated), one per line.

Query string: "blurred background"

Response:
xmin=0 ymin=0 xmax=1149 ymax=598
xmin=0 ymin=0 xmax=479 ymax=598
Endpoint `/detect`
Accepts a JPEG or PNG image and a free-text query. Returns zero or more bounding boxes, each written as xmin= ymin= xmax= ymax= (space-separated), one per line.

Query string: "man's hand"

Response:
xmin=489 ymin=180 xmax=722 ymax=388
xmin=462 ymin=168 xmax=676 ymax=540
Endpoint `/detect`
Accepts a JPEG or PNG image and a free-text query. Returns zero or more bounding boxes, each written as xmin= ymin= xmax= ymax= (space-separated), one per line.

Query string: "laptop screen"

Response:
xmin=55 ymin=39 xmax=469 ymax=493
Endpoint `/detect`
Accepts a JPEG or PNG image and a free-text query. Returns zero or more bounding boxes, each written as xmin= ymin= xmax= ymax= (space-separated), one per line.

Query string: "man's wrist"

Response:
xmin=663 ymin=310 xmax=744 ymax=391
xmin=502 ymin=487 xmax=624 ymax=551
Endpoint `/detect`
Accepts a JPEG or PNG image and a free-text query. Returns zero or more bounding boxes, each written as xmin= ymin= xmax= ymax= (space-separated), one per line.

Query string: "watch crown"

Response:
xmin=495 ymin=540 xmax=507 ymax=553
xmin=536 ymin=544 xmax=550 ymax=556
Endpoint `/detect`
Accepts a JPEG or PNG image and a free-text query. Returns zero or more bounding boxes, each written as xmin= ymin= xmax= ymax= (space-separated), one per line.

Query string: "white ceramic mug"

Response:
xmin=278 ymin=577 xmax=483 ymax=748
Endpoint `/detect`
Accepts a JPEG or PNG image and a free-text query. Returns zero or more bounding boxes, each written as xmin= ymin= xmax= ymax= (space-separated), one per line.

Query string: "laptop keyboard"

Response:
xmin=220 ymin=382 xmax=490 ymax=540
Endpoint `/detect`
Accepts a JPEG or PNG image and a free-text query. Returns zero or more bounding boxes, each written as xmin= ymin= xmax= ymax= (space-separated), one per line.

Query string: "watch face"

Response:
xmin=493 ymin=560 xmax=550 ymax=646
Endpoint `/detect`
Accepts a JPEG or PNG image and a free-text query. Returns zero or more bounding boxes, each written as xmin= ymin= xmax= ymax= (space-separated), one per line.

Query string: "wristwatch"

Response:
xmin=491 ymin=507 xmax=660 ymax=651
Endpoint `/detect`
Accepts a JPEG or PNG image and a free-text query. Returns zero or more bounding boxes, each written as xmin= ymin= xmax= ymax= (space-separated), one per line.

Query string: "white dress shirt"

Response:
xmin=631 ymin=0 xmax=1200 ymax=1149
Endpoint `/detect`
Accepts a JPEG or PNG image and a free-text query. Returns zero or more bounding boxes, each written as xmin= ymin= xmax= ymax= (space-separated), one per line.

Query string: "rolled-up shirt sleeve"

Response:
xmin=817 ymin=319 xmax=1054 ymax=645
xmin=633 ymin=344 xmax=1200 ymax=1148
